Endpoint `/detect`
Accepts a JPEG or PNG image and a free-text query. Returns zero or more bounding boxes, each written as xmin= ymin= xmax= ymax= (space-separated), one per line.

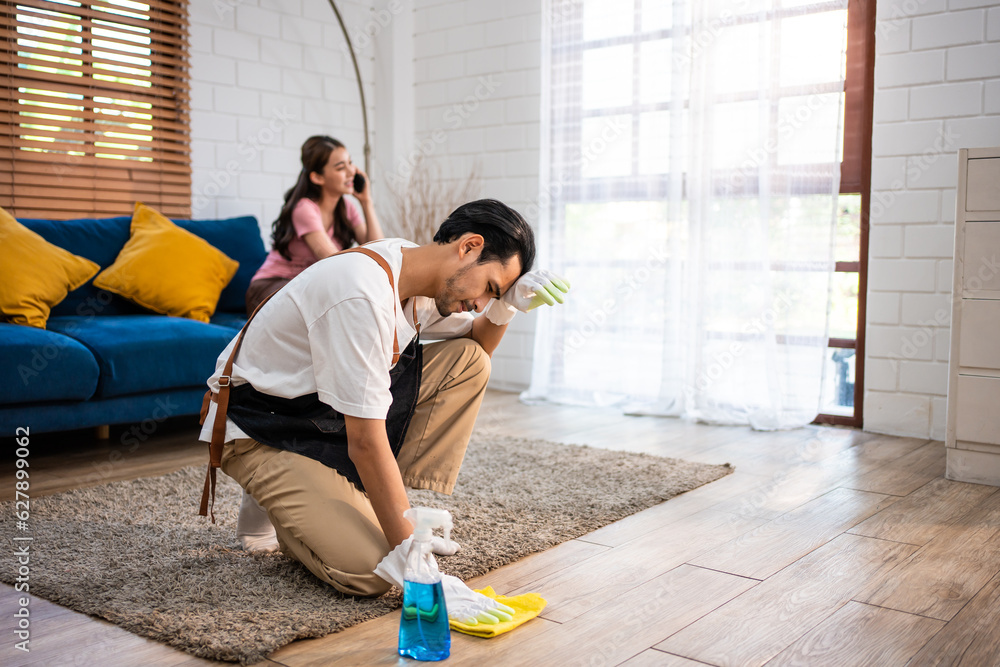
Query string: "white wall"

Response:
xmin=189 ymin=2 xmax=1000 ymax=419
xmin=866 ymin=0 xmax=1000 ymax=439
xmin=188 ymin=0 xmax=376 ymax=242
xmin=190 ymin=0 xmax=541 ymax=389
xmin=407 ymin=0 xmax=543 ymax=390
xmin=189 ymin=0 xmax=542 ymax=392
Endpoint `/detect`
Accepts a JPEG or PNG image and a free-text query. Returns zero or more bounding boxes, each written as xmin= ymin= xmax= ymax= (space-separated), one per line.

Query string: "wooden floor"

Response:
xmin=3 ymin=389 xmax=999 ymax=666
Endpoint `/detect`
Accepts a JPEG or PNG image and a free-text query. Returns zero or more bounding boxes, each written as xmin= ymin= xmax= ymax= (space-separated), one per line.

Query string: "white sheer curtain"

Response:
xmin=525 ymin=0 xmax=848 ymax=430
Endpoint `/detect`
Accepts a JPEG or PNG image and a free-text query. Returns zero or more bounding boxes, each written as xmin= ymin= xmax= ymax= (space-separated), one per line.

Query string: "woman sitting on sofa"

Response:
xmin=244 ymin=135 xmax=384 ymax=314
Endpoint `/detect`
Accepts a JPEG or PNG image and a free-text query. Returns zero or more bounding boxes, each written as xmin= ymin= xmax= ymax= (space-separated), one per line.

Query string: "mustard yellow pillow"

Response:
xmin=93 ymin=202 xmax=239 ymax=322
xmin=0 ymin=207 xmax=100 ymax=329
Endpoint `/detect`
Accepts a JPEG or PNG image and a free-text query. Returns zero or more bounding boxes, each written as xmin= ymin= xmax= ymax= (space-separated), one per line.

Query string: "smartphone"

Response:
xmin=353 ymin=172 xmax=366 ymax=194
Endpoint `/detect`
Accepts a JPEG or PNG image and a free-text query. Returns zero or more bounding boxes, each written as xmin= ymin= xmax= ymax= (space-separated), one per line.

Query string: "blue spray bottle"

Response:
xmin=398 ymin=507 xmax=452 ymax=661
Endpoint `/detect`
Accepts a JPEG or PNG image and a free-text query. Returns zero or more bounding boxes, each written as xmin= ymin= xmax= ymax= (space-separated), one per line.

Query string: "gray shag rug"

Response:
xmin=0 ymin=435 xmax=732 ymax=664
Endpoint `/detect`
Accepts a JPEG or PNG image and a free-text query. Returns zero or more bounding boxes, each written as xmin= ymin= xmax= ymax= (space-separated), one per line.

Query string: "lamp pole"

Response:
xmin=326 ymin=0 xmax=371 ymax=175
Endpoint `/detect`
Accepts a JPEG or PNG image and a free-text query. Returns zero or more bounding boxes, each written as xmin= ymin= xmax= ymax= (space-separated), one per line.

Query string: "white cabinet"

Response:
xmin=946 ymin=148 xmax=1000 ymax=485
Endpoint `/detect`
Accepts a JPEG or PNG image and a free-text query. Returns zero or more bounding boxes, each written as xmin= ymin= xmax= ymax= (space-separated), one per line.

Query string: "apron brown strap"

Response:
xmin=198 ymin=285 xmax=280 ymax=521
xmin=198 ymin=245 xmax=401 ymax=521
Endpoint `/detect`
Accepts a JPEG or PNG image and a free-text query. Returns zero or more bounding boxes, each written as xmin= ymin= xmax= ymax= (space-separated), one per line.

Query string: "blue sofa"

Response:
xmin=0 ymin=213 xmax=267 ymax=435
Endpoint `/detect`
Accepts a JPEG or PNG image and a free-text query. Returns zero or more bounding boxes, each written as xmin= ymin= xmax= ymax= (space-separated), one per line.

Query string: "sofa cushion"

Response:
xmin=0 ymin=387 xmax=207 ymax=436
xmin=17 ymin=215 xmax=149 ymax=317
xmin=19 ymin=213 xmax=266 ymax=317
xmin=46 ymin=315 xmax=235 ymax=399
xmin=93 ymin=203 xmax=240 ymax=323
xmin=0 ymin=323 xmax=100 ymax=405
xmin=176 ymin=215 xmax=266 ymax=313
xmin=0 ymin=207 xmax=100 ymax=329
xmin=209 ymin=312 xmax=248 ymax=331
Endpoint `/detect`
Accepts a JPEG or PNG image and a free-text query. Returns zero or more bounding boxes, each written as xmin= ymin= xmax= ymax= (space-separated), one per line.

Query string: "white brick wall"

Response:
xmin=188 ymin=0 xmax=375 ymax=242
xmin=866 ymin=0 xmax=1000 ymax=439
xmin=404 ymin=0 xmax=543 ymax=391
xmin=190 ymin=0 xmax=539 ymax=392
xmin=196 ymin=3 xmax=1000 ymax=423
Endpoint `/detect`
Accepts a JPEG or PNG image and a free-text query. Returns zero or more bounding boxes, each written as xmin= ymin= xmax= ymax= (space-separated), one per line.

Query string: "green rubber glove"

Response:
xmin=484 ymin=269 xmax=571 ymax=325
xmin=449 ymin=586 xmax=548 ymax=638
xmin=440 ymin=574 xmax=516 ymax=625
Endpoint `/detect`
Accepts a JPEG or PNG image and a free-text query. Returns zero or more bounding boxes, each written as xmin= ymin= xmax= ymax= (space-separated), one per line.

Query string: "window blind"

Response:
xmin=0 ymin=0 xmax=190 ymax=218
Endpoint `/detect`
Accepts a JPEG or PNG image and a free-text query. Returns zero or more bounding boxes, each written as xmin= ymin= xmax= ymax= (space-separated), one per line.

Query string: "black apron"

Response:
xmin=226 ymin=332 xmax=422 ymax=493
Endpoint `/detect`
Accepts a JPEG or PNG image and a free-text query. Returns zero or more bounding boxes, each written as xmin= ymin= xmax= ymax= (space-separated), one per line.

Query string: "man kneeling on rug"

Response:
xmin=198 ymin=199 xmax=569 ymax=602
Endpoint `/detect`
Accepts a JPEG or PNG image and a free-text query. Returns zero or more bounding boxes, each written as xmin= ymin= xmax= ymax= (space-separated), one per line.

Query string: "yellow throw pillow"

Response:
xmin=93 ymin=202 xmax=239 ymax=323
xmin=0 ymin=206 xmax=100 ymax=329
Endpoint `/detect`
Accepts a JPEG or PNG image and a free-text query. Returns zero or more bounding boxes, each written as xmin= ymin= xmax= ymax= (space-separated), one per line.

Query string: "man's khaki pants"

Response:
xmin=221 ymin=338 xmax=490 ymax=597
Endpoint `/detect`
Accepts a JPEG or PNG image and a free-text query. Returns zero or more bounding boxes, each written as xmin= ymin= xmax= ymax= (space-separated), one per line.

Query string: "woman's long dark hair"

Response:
xmin=271 ymin=135 xmax=355 ymax=260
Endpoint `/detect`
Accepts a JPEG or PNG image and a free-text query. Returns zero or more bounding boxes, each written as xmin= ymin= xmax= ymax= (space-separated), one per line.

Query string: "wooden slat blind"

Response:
xmin=0 ymin=0 xmax=190 ymax=219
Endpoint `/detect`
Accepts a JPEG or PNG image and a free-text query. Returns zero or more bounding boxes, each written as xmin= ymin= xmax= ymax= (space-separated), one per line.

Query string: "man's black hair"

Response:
xmin=432 ymin=199 xmax=535 ymax=277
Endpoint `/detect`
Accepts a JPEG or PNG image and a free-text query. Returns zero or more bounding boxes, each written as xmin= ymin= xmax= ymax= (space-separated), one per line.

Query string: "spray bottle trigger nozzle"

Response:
xmin=404 ymin=507 xmax=453 ymax=543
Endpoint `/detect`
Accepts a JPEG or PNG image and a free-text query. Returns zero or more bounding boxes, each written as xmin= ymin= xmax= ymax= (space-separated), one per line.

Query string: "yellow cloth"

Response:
xmin=448 ymin=586 xmax=547 ymax=638
xmin=0 ymin=206 xmax=100 ymax=328
xmin=93 ymin=202 xmax=239 ymax=322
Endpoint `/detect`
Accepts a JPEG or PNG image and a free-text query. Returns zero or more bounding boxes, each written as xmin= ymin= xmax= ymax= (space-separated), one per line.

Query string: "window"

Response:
xmin=534 ymin=0 xmax=875 ymax=427
xmin=0 ymin=0 xmax=191 ymax=218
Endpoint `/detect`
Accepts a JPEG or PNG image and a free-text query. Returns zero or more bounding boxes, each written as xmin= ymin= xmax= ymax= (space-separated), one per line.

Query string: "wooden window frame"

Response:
xmin=0 ymin=0 xmax=191 ymax=219
xmin=813 ymin=0 xmax=875 ymax=428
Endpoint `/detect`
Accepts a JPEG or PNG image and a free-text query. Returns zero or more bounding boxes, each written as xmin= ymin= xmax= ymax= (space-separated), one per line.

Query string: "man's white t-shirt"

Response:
xmin=199 ymin=238 xmax=474 ymax=444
